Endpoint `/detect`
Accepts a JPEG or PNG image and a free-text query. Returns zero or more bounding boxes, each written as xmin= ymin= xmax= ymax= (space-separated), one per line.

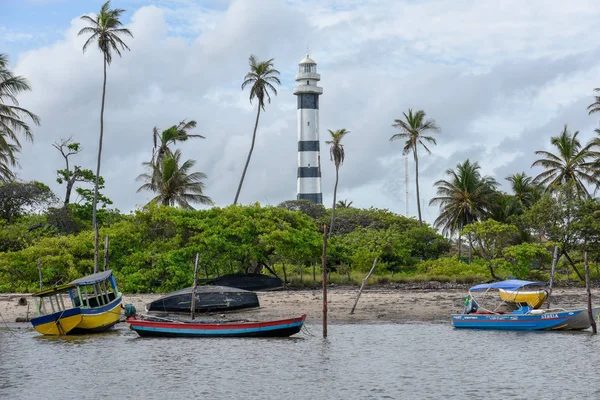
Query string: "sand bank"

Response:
xmin=0 ymin=284 xmax=596 ymax=327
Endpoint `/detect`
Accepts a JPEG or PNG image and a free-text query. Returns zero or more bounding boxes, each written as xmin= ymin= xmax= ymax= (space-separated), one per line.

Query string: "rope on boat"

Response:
xmin=300 ymin=322 xmax=314 ymax=337
xmin=0 ymin=310 xmax=19 ymax=338
xmin=40 ymin=310 xmax=68 ymax=336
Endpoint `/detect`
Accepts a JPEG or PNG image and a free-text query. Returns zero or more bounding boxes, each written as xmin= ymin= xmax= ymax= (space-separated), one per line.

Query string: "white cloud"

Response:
xmin=10 ymin=0 xmax=600 ymax=227
xmin=0 ymin=26 xmax=34 ymax=43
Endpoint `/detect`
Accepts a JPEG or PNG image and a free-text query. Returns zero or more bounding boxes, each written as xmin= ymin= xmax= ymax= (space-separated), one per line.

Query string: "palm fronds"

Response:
xmin=0 ymin=53 xmax=40 ymax=181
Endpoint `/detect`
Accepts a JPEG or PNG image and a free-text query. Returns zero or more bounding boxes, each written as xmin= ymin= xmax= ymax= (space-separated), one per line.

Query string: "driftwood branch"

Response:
xmin=261 ymin=262 xmax=281 ymax=281
xmin=562 ymin=250 xmax=585 ymax=281
xmin=350 ymin=258 xmax=379 ymax=315
xmin=103 ymin=236 xmax=109 ymax=271
xmin=546 ymin=245 xmax=559 ymax=308
xmin=37 ymin=259 xmax=43 ymax=291
xmin=191 ymin=253 xmax=200 ymax=320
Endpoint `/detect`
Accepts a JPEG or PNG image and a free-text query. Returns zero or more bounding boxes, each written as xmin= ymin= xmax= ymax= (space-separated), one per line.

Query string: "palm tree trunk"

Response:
xmin=468 ymin=233 xmax=473 ymax=263
xmin=233 ymin=106 xmax=261 ymax=205
xmin=457 ymin=233 xmax=462 ymax=258
xmin=328 ymin=164 xmax=339 ymax=238
xmin=414 ymin=150 xmax=422 ymax=226
xmin=92 ymin=55 xmax=107 ymax=273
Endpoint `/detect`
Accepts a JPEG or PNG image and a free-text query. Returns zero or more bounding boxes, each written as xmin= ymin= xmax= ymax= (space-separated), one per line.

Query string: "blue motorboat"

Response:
xmin=452 ymin=279 xmax=599 ymax=331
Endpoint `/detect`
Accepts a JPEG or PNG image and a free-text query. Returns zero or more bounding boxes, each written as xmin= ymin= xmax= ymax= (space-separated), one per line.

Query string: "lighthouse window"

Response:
xmin=307 ymin=81 xmax=309 ymax=85
xmin=308 ymin=121 xmax=310 ymax=126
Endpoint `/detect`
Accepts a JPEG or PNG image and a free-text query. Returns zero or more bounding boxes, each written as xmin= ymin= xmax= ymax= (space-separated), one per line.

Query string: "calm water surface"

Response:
xmin=1 ymin=321 xmax=599 ymax=399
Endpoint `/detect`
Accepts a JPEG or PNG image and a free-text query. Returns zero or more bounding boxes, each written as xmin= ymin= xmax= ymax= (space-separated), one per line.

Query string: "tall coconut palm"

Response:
xmin=588 ymin=88 xmax=600 ymax=115
xmin=429 ymin=159 xmax=498 ymax=256
xmin=532 ymin=125 xmax=598 ymax=198
xmin=0 ymin=145 xmax=18 ymax=183
xmin=505 ymin=172 xmax=539 ymax=209
xmin=78 ymin=0 xmax=132 ymax=272
xmin=489 ymin=192 xmax=520 ymax=223
xmin=233 ymin=55 xmax=280 ymax=205
xmin=326 ymin=129 xmax=350 ymax=237
xmin=152 ymin=119 xmax=204 ymax=165
xmin=137 ymin=149 xmax=212 ymax=209
xmin=0 ymin=53 xmax=40 ymax=182
xmin=390 ymin=109 xmax=440 ymax=226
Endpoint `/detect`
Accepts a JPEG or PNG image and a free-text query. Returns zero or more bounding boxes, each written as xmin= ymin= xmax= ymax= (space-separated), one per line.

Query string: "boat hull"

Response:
xmin=127 ymin=314 xmax=306 ymax=338
xmin=31 ymin=308 xmax=83 ymax=336
xmin=147 ymin=286 xmax=259 ymax=314
xmin=199 ymin=273 xmax=283 ymax=291
xmin=498 ymin=289 xmax=547 ymax=309
xmin=69 ymin=296 xmax=122 ymax=334
xmin=452 ymin=307 xmax=600 ymax=331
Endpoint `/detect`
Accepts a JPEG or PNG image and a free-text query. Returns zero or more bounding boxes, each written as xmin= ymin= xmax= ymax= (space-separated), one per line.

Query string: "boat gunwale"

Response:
xmin=127 ymin=314 xmax=307 ymax=330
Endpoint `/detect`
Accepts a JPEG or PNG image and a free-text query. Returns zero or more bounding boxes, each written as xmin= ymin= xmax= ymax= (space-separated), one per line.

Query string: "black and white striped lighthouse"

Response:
xmin=293 ymin=55 xmax=323 ymax=204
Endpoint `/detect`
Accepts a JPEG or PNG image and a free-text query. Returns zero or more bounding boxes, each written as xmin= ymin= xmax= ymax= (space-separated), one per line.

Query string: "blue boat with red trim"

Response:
xmin=126 ymin=314 xmax=307 ymax=337
xmin=452 ymin=280 xmax=600 ymax=331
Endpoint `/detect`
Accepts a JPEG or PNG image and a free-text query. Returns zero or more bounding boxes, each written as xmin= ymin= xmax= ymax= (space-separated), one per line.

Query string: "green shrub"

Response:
xmin=416 ymin=256 xmax=488 ymax=278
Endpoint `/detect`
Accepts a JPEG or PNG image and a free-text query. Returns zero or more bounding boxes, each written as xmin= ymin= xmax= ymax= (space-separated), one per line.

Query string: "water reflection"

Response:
xmin=1 ymin=322 xmax=598 ymax=399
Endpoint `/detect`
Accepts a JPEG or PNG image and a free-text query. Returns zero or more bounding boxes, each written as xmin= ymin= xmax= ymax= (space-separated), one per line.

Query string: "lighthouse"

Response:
xmin=293 ymin=55 xmax=323 ymax=204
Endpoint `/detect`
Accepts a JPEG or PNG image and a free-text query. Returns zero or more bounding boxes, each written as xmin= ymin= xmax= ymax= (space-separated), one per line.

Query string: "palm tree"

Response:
xmin=137 ymin=149 xmax=212 ymax=209
xmin=429 ymin=159 xmax=498 ymax=257
xmin=233 ymin=55 xmax=280 ymax=205
xmin=336 ymin=199 xmax=353 ymax=208
xmin=505 ymin=172 xmax=539 ymax=209
xmin=532 ymin=125 xmax=598 ymax=198
xmin=78 ymin=0 xmax=132 ymax=272
xmin=588 ymin=88 xmax=600 ymax=115
xmin=390 ymin=109 xmax=440 ymax=226
xmin=489 ymin=192 xmax=520 ymax=223
xmin=326 ymin=129 xmax=350 ymax=237
xmin=0 ymin=53 xmax=40 ymax=182
xmin=0 ymin=145 xmax=18 ymax=183
xmin=152 ymin=119 xmax=204 ymax=165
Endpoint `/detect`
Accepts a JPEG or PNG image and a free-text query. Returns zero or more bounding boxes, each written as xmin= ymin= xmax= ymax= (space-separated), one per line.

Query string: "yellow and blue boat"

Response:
xmin=31 ymin=270 xmax=122 ymax=336
xmin=31 ymin=284 xmax=83 ymax=335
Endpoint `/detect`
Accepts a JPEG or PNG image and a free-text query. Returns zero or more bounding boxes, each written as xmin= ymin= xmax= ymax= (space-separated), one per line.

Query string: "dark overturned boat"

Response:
xmin=198 ymin=273 xmax=283 ymax=291
xmin=146 ymin=285 xmax=259 ymax=314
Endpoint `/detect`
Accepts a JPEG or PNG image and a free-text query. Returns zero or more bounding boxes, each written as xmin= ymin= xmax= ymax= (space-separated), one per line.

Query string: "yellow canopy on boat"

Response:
xmin=499 ymin=289 xmax=547 ymax=309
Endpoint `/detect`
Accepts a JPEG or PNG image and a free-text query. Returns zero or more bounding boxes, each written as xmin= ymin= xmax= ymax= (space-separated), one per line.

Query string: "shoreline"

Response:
xmin=1 ymin=286 xmax=596 ymax=328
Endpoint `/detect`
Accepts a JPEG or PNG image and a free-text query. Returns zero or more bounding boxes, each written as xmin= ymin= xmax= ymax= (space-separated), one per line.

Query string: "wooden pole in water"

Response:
xmin=37 ymin=259 xmax=43 ymax=291
xmin=584 ymin=251 xmax=597 ymax=334
xmin=191 ymin=253 xmax=200 ymax=320
xmin=103 ymin=236 xmax=109 ymax=272
xmin=322 ymin=224 xmax=328 ymax=338
xmin=350 ymin=258 xmax=378 ymax=315
xmin=546 ymin=245 xmax=559 ymax=308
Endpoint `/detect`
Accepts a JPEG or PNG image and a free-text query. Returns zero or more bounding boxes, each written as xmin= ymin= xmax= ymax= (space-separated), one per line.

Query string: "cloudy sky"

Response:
xmin=3 ymin=0 xmax=600 ymax=225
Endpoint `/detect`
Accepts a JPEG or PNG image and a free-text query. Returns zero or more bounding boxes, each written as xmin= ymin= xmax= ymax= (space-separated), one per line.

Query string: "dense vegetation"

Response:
xmin=2 ymin=1 xmax=600 ymax=294
xmin=0 ymin=202 xmax=450 ymax=292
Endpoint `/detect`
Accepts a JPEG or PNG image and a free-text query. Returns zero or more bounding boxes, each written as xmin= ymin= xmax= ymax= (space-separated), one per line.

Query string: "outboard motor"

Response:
xmin=123 ymin=303 xmax=137 ymax=317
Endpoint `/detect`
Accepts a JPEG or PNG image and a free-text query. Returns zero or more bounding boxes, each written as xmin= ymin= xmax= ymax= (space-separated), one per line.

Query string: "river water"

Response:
xmin=1 ymin=321 xmax=599 ymax=399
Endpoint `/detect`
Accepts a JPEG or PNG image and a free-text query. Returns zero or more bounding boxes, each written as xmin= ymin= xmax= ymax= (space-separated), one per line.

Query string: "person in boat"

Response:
xmin=464 ymin=294 xmax=479 ymax=314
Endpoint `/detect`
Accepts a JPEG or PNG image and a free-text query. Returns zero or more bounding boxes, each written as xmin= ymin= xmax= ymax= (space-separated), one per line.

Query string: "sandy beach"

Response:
xmin=1 ymin=284 xmax=596 ymax=328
